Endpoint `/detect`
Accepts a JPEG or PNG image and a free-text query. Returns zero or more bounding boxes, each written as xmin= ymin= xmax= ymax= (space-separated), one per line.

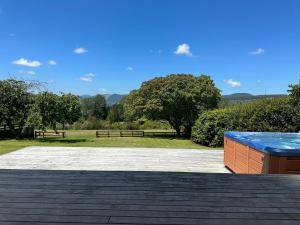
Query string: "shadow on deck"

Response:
xmin=0 ymin=169 xmax=299 ymax=224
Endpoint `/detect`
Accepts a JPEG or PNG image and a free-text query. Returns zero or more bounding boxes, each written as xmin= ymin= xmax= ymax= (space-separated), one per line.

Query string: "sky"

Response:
xmin=0 ymin=0 xmax=299 ymax=95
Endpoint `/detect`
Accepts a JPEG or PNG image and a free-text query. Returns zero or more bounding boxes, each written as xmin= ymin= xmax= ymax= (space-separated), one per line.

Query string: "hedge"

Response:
xmin=191 ymin=97 xmax=298 ymax=147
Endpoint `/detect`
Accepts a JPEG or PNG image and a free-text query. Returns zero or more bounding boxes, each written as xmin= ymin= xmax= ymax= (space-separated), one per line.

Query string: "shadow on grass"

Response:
xmin=36 ymin=138 xmax=88 ymax=143
xmin=143 ymin=136 xmax=190 ymax=140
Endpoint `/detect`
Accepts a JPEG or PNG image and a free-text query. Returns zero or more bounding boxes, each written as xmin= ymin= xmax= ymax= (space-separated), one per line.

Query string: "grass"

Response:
xmin=0 ymin=130 xmax=222 ymax=155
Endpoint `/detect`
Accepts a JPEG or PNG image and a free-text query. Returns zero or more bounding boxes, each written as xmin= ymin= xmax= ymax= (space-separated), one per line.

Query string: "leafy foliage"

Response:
xmin=31 ymin=92 xmax=81 ymax=131
xmin=0 ymin=79 xmax=32 ymax=135
xmin=123 ymin=90 xmax=144 ymax=121
xmin=123 ymin=74 xmax=221 ymax=136
xmin=192 ymin=97 xmax=297 ymax=147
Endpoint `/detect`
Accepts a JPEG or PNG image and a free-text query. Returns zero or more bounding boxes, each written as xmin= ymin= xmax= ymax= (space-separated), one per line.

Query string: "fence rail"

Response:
xmin=35 ymin=131 xmax=66 ymax=138
xmin=96 ymin=130 xmax=180 ymax=138
xmin=96 ymin=130 xmax=144 ymax=137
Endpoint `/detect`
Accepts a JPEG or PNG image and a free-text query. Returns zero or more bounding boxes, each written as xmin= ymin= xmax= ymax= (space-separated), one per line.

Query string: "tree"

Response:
xmin=288 ymin=81 xmax=300 ymax=106
xmin=107 ymin=103 xmax=124 ymax=123
xmin=0 ymin=79 xmax=32 ymax=136
xmin=288 ymin=81 xmax=300 ymax=130
xmin=125 ymin=74 xmax=221 ymax=136
xmin=123 ymin=90 xmax=144 ymax=121
xmin=33 ymin=92 xmax=82 ymax=131
xmin=57 ymin=93 xmax=82 ymax=130
xmin=34 ymin=92 xmax=60 ymax=131
xmin=81 ymin=94 xmax=107 ymax=119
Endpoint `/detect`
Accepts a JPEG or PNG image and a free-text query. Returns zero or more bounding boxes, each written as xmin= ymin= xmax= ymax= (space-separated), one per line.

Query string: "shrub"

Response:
xmin=191 ymin=109 xmax=233 ymax=147
xmin=192 ymin=97 xmax=297 ymax=147
xmin=138 ymin=119 xmax=171 ymax=130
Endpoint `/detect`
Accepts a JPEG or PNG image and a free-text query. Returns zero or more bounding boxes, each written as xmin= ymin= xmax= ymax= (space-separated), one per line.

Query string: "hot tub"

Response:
xmin=224 ymin=132 xmax=300 ymax=174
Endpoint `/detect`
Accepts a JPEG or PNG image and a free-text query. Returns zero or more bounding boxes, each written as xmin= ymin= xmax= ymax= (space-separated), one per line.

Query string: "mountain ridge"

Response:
xmin=80 ymin=92 xmax=286 ymax=106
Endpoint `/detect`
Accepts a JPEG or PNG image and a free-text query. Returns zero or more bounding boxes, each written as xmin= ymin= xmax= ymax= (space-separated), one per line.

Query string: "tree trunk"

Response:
xmin=184 ymin=125 xmax=192 ymax=138
xmin=167 ymin=119 xmax=181 ymax=137
xmin=175 ymin=127 xmax=181 ymax=137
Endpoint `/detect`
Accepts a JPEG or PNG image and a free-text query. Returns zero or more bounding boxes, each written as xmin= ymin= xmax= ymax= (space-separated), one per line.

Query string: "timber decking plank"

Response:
xmin=0 ymin=170 xmax=299 ymax=225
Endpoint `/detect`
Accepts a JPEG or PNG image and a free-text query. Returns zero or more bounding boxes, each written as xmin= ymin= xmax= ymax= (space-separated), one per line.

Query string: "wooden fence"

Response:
xmin=96 ymin=130 xmax=144 ymax=137
xmin=35 ymin=131 xmax=66 ymax=138
xmin=96 ymin=130 xmax=180 ymax=138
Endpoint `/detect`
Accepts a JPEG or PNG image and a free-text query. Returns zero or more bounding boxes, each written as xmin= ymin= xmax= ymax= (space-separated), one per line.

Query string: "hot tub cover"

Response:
xmin=224 ymin=131 xmax=300 ymax=157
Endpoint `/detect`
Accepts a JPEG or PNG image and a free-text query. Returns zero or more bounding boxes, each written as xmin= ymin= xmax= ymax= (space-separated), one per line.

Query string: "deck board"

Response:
xmin=0 ymin=170 xmax=299 ymax=224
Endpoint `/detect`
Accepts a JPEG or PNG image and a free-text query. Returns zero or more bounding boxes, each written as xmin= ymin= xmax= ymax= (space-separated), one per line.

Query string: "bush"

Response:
xmin=191 ymin=109 xmax=233 ymax=147
xmin=138 ymin=118 xmax=171 ymax=130
xmin=192 ymin=97 xmax=297 ymax=147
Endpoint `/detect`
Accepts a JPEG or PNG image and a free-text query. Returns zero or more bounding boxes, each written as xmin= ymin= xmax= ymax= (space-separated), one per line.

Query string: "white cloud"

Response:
xmin=224 ymin=79 xmax=241 ymax=87
xmin=174 ymin=43 xmax=192 ymax=56
xmin=127 ymin=66 xmax=133 ymax=71
xmin=74 ymin=47 xmax=88 ymax=54
xmin=250 ymin=48 xmax=265 ymax=55
xmin=13 ymin=58 xmax=42 ymax=67
xmin=48 ymin=60 xmax=57 ymax=65
xmin=80 ymin=73 xmax=95 ymax=82
xmin=18 ymin=70 xmax=36 ymax=75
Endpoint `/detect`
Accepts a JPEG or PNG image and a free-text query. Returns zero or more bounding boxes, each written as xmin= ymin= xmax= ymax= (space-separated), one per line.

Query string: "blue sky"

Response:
xmin=0 ymin=0 xmax=299 ymax=95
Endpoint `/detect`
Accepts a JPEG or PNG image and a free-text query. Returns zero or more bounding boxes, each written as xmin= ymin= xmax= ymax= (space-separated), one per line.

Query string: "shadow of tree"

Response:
xmin=36 ymin=138 xmax=88 ymax=143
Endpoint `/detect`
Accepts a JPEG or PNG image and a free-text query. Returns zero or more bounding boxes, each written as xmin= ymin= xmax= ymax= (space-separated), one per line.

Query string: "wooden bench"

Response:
xmin=35 ymin=131 xmax=66 ymax=138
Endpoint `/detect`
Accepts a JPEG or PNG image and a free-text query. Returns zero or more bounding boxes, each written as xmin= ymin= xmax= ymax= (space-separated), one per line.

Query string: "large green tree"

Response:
xmin=57 ymin=93 xmax=82 ymax=129
xmin=0 ymin=79 xmax=32 ymax=136
xmin=34 ymin=92 xmax=60 ymax=131
xmin=32 ymin=92 xmax=81 ymax=131
xmin=123 ymin=90 xmax=144 ymax=121
xmin=124 ymin=74 xmax=221 ymax=136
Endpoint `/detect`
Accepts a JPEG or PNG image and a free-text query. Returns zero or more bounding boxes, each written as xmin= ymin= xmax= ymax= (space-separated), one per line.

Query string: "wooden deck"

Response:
xmin=0 ymin=169 xmax=300 ymax=224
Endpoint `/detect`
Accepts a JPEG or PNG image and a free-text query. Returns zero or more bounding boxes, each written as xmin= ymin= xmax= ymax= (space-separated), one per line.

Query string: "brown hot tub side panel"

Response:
xmin=269 ymin=156 xmax=300 ymax=174
xmin=224 ymin=137 xmax=268 ymax=174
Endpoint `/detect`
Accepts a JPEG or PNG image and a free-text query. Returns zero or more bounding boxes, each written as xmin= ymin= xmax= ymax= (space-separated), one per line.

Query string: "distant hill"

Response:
xmin=80 ymin=92 xmax=286 ymax=107
xmin=80 ymin=94 xmax=92 ymax=99
xmin=222 ymin=93 xmax=286 ymax=105
xmin=104 ymin=94 xmax=127 ymax=106
xmin=80 ymin=94 xmax=127 ymax=106
xmin=223 ymin=93 xmax=253 ymax=99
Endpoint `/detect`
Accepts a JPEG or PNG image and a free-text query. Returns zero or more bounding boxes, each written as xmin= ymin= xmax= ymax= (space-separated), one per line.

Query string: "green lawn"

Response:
xmin=0 ymin=130 xmax=222 ymax=155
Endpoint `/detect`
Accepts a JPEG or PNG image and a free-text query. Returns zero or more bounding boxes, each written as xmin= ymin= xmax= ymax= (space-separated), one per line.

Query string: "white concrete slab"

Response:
xmin=0 ymin=146 xmax=229 ymax=173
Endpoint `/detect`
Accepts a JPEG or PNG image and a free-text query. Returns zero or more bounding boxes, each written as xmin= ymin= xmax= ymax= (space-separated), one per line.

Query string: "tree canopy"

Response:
xmin=123 ymin=74 xmax=221 ymax=136
xmin=32 ymin=92 xmax=81 ymax=131
xmin=0 ymin=79 xmax=32 ymax=135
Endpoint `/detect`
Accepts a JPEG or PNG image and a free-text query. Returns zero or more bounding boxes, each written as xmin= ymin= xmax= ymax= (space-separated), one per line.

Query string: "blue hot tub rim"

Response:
xmin=224 ymin=131 xmax=300 ymax=157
